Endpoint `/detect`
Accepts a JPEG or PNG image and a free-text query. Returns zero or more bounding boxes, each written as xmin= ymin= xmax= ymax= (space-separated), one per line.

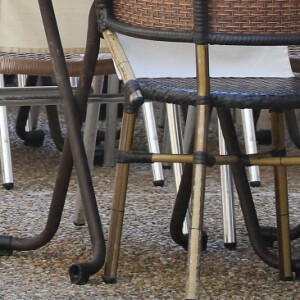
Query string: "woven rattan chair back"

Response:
xmin=98 ymin=0 xmax=300 ymax=45
xmin=113 ymin=0 xmax=299 ymax=34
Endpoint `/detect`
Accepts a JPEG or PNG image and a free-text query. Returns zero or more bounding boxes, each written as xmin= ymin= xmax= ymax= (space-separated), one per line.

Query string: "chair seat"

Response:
xmin=138 ymin=77 xmax=300 ymax=110
xmin=0 ymin=52 xmax=115 ymax=77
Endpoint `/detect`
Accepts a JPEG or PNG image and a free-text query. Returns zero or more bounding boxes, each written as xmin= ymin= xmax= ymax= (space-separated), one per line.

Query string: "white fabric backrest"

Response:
xmin=118 ymin=35 xmax=294 ymax=78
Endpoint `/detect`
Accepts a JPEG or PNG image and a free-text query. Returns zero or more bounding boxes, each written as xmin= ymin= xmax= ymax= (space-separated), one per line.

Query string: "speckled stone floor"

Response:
xmin=0 ymin=106 xmax=300 ymax=299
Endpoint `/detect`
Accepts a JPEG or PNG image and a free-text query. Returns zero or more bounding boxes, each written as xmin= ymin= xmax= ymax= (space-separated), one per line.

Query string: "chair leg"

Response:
xmin=186 ymin=104 xmax=210 ymax=300
xmin=185 ymin=44 xmax=210 ymax=300
xmin=73 ymin=100 xmax=102 ymax=226
xmin=73 ymin=75 xmax=104 ymax=226
xmin=0 ymin=75 xmax=13 ymax=190
xmin=166 ymin=103 xmax=189 ymax=233
xmin=218 ymin=120 xmax=236 ymax=249
xmin=15 ymin=75 xmax=45 ymax=148
xmin=271 ymin=112 xmax=292 ymax=281
xmin=285 ymin=109 xmax=300 ymax=148
xmin=0 ymin=106 xmax=14 ymax=190
xmin=161 ymin=117 xmax=172 ymax=169
xmin=104 ymin=74 xmax=120 ymax=166
xmin=142 ymin=102 xmax=164 ymax=186
xmin=241 ymin=109 xmax=261 ymax=187
xmin=103 ymin=112 xmax=137 ymax=283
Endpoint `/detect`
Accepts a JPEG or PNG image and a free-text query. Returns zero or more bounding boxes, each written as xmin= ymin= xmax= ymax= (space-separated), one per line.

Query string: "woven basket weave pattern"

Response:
xmin=113 ymin=0 xmax=300 ymax=34
xmin=0 ymin=53 xmax=115 ymax=76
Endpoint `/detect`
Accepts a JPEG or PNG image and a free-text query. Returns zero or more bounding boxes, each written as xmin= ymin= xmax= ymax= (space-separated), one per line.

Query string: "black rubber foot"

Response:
xmin=250 ymin=181 xmax=261 ymax=188
xmin=224 ymin=242 xmax=237 ymax=250
xmin=73 ymin=221 xmax=86 ymax=227
xmin=0 ymin=235 xmax=12 ymax=256
xmin=102 ymin=275 xmax=117 ymax=284
xmin=153 ymin=180 xmax=164 ymax=187
xmin=3 ymin=183 xmax=14 ymax=190
xmin=69 ymin=264 xmax=90 ymax=285
xmin=256 ymin=129 xmax=272 ymax=145
xmin=23 ymin=130 xmax=45 ymax=148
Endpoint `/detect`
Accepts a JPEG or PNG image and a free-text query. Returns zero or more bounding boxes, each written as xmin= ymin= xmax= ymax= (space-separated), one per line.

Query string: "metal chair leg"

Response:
xmin=142 ymin=102 xmax=164 ymax=186
xmin=0 ymin=75 xmax=13 ymax=190
xmin=73 ymin=76 xmax=104 ymax=226
xmin=17 ymin=75 xmax=35 ymax=132
xmin=241 ymin=109 xmax=261 ymax=187
xmin=184 ymin=106 xmax=237 ymax=248
xmin=218 ymin=120 xmax=237 ymax=249
xmin=161 ymin=117 xmax=172 ymax=169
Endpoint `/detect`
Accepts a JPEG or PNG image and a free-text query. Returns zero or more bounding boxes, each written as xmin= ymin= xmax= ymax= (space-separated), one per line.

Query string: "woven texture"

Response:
xmin=113 ymin=0 xmax=300 ymax=34
xmin=0 ymin=53 xmax=115 ymax=77
xmin=137 ymin=77 xmax=300 ymax=110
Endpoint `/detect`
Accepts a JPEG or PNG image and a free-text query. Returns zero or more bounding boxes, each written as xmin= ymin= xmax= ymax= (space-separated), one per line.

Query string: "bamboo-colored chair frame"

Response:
xmin=96 ymin=0 xmax=300 ymax=299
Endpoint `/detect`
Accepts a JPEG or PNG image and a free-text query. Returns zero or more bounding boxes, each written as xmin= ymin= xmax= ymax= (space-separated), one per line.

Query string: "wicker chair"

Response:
xmin=96 ymin=0 xmax=300 ymax=298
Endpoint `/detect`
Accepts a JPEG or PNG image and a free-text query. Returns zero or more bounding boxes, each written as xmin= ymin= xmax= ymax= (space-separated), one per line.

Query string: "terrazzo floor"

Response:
xmin=0 ymin=106 xmax=299 ymax=299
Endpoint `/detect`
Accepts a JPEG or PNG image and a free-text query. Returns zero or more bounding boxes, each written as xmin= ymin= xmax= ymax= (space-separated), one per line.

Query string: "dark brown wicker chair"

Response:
xmin=96 ymin=0 xmax=300 ymax=298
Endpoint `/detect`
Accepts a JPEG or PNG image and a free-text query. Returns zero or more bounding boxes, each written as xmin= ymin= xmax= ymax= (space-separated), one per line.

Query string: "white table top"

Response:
xmin=0 ymin=0 xmax=108 ymax=54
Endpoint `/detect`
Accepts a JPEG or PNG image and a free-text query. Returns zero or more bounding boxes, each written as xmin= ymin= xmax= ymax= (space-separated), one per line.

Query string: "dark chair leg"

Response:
xmin=285 ymin=109 xmax=300 ymax=148
xmin=46 ymin=105 xmax=65 ymax=151
xmin=170 ymin=159 xmax=208 ymax=251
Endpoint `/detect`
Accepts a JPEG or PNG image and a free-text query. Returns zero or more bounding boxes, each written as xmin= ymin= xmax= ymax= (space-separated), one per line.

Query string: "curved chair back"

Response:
xmin=97 ymin=0 xmax=300 ymax=45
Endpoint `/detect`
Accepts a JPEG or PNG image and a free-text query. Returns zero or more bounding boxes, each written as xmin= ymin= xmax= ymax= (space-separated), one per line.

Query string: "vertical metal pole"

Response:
xmin=185 ymin=106 xmax=236 ymax=247
xmin=218 ymin=120 xmax=236 ymax=248
xmin=0 ymin=75 xmax=13 ymax=189
xmin=241 ymin=109 xmax=261 ymax=187
xmin=142 ymin=102 xmax=164 ymax=186
xmin=73 ymin=76 xmax=104 ymax=226
xmin=18 ymin=74 xmax=33 ymax=132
